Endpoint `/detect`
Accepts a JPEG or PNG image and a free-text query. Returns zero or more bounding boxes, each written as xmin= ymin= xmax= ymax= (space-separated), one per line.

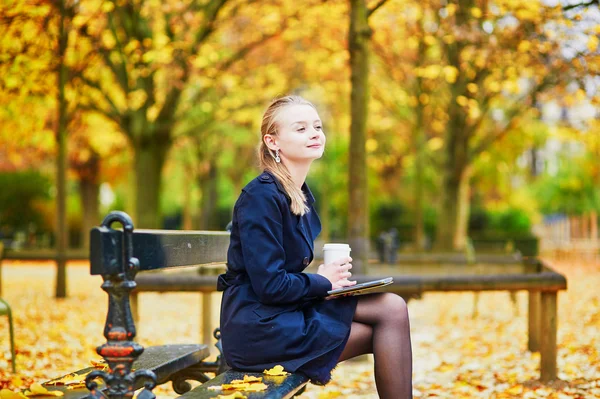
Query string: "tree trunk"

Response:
xmin=200 ymin=160 xmax=219 ymax=230
xmin=55 ymin=0 xmax=68 ymax=298
xmin=414 ymin=125 xmax=426 ymax=250
xmin=413 ymin=20 xmax=427 ymax=251
xmin=348 ymin=0 xmax=371 ymax=273
xmin=134 ymin=138 xmax=170 ymax=228
xmin=182 ymin=164 xmax=194 ymax=230
xmin=80 ymin=179 xmax=99 ymax=249
xmin=76 ymin=151 xmax=100 ymax=249
xmin=436 ymin=7 xmax=472 ymax=252
xmin=435 ymin=146 xmax=471 ymax=251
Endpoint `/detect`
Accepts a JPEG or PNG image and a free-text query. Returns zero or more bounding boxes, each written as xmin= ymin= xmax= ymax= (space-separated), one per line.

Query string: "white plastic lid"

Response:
xmin=322 ymin=243 xmax=351 ymax=251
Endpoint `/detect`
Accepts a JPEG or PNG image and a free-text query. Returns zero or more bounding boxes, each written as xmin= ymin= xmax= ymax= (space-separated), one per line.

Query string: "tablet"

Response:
xmin=326 ymin=277 xmax=393 ymax=299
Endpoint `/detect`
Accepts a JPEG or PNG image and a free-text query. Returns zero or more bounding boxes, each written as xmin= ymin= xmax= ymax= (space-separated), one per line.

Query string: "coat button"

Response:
xmin=303 ymin=257 xmax=309 ymax=266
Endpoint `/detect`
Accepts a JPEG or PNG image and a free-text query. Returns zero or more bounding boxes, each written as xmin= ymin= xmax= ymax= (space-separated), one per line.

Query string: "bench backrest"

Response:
xmin=90 ymin=228 xmax=230 ymax=275
xmin=90 ymin=211 xmax=230 ymax=275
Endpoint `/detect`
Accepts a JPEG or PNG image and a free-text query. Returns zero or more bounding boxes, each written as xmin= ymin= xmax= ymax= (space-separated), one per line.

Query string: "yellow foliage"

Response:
xmin=443 ymin=66 xmax=459 ymax=84
xmin=101 ymin=2 xmax=114 ymax=12
xmin=456 ymin=96 xmax=468 ymax=107
xmin=366 ymin=138 xmax=378 ymax=152
xmin=445 ymin=4 xmax=457 ymax=16
xmin=101 ymin=31 xmax=115 ymax=50
xmin=518 ymin=41 xmax=531 ymax=53
xmin=588 ymin=36 xmax=598 ymax=53
xmin=427 ymin=137 xmax=444 ymax=151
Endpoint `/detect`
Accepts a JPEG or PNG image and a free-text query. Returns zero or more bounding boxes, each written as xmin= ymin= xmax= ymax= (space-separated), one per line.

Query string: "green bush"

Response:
xmin=469 ymin=206 xmax=532 ymax=237
xmin=0 ymin=171 xmax=52 ymax=235
xmin=534 ymin=162 xmax=600 ymax=215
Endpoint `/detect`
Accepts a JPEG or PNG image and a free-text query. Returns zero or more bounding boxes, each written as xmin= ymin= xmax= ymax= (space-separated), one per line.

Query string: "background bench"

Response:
xmin=131 ymin=258 xmax=567 ymax=382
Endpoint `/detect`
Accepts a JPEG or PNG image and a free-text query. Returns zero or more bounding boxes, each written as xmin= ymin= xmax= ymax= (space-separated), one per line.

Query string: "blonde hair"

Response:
xmin=259 ymin=95 xmax=317 ymax=216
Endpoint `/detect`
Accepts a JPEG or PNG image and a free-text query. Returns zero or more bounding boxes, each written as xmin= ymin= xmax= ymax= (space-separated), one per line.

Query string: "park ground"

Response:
xmin=0 ymin=256 xmax=599 ymax=398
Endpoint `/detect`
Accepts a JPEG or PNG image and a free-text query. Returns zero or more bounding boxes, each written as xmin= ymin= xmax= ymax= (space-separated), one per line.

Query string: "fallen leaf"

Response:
xmin=216 ymin=392 xmax=246 ymax=399
xmin=242 ymin=383 xmax=268 ymax=392
xmin=23 ymin=384 xmax=63 ymax=397
xmin=263 ymin=365 xmax=288 ymax=376
xmin=0 ymin=390 xmax=28 ymax=399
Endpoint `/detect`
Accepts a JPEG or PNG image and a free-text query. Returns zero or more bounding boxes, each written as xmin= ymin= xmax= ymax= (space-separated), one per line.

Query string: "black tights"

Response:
xmin=338 ymin=293 xmax=413 ymax=399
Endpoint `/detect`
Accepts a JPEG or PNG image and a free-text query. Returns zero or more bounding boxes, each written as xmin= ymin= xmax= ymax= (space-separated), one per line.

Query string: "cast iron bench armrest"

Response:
xmin=41 ymin=344 xmax=212 ymax=399
xmin=179 ymin=370 xmax=308 ymax=399
xmin=79 ymin=211 xmax=230 ymax=399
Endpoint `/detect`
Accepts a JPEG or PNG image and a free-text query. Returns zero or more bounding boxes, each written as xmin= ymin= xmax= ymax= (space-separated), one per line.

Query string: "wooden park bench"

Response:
xmin=38 ymin=211 xmax=309 ymax=399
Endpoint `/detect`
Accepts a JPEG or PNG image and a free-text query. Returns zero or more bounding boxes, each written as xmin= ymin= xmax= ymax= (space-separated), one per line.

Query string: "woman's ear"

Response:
xmin=263 ymin=134 xmax=278 ymax=152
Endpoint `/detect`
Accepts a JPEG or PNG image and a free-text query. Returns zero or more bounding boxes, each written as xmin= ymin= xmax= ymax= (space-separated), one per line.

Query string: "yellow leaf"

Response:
xmin=24 ymin=385 xmax=63 ymax=397
xmin=443 ymin=66 xmax=459 ymax=84
xmin=318 ymin=392 xmax=342 ymax=399
xmin=221 ymin=382 xmax=249 ymax=390
xmin=456 ymin=96 xmax=468 ymax=107
xmin=506 ymin=385 xmax=523 ymax=395
xmin=263 ymin=365 xmax=288 ymax=376
xmin=101 ymin=2 xmax=114 ymax=12
xmin=588 ymin=36 xmax=598 ymax=53
xmin=518 ymin=41 xmax=531 ymax=53
xmin=1 ymin=390 xmax=28 ymax=399
xmin=244 ymin=383 xmax=268 ymax=392
xmin=11 ymin=377 xmax=24 ymax=388
xmin=427 ymin=137 xmax=444 ymax=151
xmin=242 ymin=376 xmax=262 ymax=383
xmin=217 ymin=393 xmax=246 ymax=399
xmin=471 ymin=7 xmax=482 ymax=18
xmin=90 ymin=359 xmax=108 ymax=370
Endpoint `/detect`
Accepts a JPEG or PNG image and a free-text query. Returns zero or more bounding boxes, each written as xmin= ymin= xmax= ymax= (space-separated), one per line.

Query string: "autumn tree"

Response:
xmin=371 ymin=0 xmax=594 ymax=251
xmin=65 ymin=0 xmax=308 ymax=228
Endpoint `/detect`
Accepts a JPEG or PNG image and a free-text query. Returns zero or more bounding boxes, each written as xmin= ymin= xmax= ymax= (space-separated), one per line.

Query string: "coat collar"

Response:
xmin=261 ymin=170 xmax=316 ymax=206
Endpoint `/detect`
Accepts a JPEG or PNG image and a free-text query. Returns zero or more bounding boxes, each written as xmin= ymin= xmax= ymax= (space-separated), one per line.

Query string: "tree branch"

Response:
xmin=192 ymin=0 xmax=229 ymax=52
xmin=106 ymin=11 xmax=130 ymax=93
xmin=78 ymin=103 xmax=120 ymax=122
xmin=368 ymin=0 xmax=388 ymax=17
xmin=78 ymin=27 xmax=129 ymax=93
xmin=563 ymin=0 xmax=599 ymax=11
xmin=74 ymin=72 xmax=122 ymax=121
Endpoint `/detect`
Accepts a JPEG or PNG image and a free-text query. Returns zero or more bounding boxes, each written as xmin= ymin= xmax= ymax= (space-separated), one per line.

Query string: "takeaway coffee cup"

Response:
xmin=323 ymin=243 xmax=351 ymax=266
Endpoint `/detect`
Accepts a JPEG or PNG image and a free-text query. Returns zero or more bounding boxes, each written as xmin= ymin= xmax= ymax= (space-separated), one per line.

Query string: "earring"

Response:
xmin=275 ymin=149 xmax=281 ymax=163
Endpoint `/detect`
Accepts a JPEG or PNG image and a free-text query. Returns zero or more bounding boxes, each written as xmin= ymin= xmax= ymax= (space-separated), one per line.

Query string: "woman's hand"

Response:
xmin=317 ymin=257 xmax=357 ymax=290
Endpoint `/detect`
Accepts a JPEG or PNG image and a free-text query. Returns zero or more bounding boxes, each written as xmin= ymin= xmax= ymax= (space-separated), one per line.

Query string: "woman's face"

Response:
xmin=268 ymin=104 xmax=326 ymax=164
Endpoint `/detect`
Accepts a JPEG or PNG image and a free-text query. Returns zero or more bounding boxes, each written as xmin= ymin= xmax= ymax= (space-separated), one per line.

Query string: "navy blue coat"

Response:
xmin=217 ymin=171 xmax=357 ymax=384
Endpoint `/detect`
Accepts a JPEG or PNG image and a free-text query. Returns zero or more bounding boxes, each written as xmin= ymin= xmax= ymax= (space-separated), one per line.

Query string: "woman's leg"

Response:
xmin=338 ymin=321 xmax=373 ymax=361
xmin=339 ymin=293 xmax=413 ymax=399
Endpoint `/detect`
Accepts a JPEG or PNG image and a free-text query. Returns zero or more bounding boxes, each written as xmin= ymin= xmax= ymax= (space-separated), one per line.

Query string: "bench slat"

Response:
xmin=42 ymin=344 xmax=210 ymax=399
xmin=179 ymin=370 xmax=308 ymax=399
xmin=132 ymin=271 xmax=567 ymax=294
xmin=90 ymin=228 xmax=230 ymax=275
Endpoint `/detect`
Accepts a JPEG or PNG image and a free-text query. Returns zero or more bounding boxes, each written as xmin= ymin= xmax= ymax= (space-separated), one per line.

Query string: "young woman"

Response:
xmin=217 ymin=95 xmax=413 ymax=399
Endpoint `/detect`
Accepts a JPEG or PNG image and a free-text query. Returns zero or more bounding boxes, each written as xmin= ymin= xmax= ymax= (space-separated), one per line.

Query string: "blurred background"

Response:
xmin=0 ymin=0 xmax=598 ymax=258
